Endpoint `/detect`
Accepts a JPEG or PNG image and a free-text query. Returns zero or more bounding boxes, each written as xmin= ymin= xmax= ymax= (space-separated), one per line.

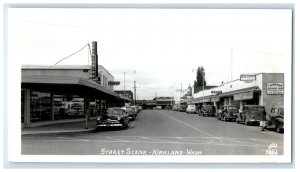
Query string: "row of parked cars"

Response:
xmin=96 ymin=106 xmax=142 ymax=130
xmin=172 ymin=104 xmax=284 ymax=133
xmin=216 ymin=105 xmax=284 ymax=133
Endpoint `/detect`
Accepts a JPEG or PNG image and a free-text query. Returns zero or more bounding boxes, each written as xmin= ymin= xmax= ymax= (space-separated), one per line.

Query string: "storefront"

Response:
xmin=193 ymin=73 xmax=284 ymax=114
xmin=21 ymin=65 xmax=129 ymax=127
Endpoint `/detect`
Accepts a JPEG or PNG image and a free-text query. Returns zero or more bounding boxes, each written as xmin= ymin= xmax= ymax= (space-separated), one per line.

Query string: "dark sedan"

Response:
xmin=96 ymin=107 xmax=129 ymax=129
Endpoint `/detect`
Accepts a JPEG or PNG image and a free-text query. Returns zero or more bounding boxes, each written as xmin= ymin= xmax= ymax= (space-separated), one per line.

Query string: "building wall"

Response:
xmin=22 ymin=65 xmax=115 ymax=91
xmin=99 ymin=65 xmax=114 ymax=91
xmin=22 ymin=68 xmax=89 ymax=78
xmin=261 ymin=73 xmax=284 ymax=114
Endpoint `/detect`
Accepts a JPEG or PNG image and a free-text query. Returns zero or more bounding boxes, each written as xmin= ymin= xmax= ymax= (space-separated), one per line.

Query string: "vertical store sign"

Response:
xmin=90 ymin=41 xmax=98 ymax=79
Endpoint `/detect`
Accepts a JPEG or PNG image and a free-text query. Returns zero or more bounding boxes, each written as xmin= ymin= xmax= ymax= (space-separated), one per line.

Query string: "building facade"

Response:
xmin=21 ymin=65 xmax=128 ymax=127
xmin=192 ymin=73 xmax=284 ymax=114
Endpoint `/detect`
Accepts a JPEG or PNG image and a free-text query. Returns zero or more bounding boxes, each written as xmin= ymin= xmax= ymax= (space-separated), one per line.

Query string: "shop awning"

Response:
xmin=192 ymin=97 xmax=211 ymax=104
xmin=218 ymin=86 xmax=260 ymax=98
xmin=21 ymin=75 xmax=129 ymax=101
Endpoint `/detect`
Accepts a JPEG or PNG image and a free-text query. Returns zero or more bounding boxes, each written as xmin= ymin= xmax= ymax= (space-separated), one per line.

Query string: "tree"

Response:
xmin=193 ymin=66 xmax=207 ymax=93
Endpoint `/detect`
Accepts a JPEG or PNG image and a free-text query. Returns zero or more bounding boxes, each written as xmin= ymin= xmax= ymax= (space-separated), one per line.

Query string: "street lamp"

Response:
xmin=124 ymin=70 xmax=136 ymax=106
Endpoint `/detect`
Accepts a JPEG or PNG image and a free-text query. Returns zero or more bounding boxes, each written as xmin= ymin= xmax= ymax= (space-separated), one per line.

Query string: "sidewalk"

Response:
xmin=21 ymin=119 xmax=97 ymax=135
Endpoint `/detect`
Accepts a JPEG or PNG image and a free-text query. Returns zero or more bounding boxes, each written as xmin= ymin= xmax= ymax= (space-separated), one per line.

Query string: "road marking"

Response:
xmin=141 ymin=136 xmax=178 ymax=143
xmin=106 ymin=136 xmax=129 ymax=142
xmin=157 ymin=111 xmax=218 ymax=139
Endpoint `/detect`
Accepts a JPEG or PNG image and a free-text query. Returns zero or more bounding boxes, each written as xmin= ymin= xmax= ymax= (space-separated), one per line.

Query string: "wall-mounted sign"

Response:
xmin=240 ymin=74 xmax=256 ymax=81
xmin=211 ymin=90 xmax=222 ymax=95
xmin=267 ymin=83 xmax=284 ymax=95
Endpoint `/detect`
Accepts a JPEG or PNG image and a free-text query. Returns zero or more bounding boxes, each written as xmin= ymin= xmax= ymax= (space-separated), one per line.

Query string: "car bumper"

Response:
xmin=97 ymin=123 xmax=123 ymax=127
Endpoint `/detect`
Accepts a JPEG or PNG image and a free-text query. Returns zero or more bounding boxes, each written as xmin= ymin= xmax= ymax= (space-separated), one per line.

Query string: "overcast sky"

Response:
xmin=8 ymin=8 xmax=292 ymax=100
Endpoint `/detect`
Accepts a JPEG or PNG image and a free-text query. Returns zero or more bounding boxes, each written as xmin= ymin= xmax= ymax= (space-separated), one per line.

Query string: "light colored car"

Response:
xmin=186 ymin=104 xmax=196 ymax=114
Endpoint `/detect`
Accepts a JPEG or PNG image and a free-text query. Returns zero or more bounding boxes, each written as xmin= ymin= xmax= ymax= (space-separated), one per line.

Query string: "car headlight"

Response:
xmin=97 ymin=116 xmax=101 ymax=121
xmin=117 ymin=117 xmax=121 ymax=121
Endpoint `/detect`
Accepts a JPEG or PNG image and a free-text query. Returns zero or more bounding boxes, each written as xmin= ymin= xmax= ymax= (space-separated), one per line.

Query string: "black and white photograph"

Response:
xmin=3 ymin=2 xmax=294 ymax=165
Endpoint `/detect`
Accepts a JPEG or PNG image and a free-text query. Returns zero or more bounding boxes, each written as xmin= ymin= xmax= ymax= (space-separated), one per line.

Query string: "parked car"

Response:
xmin=217 ymin=105 xmax=239 ymax=121
xmin=266 ymin=106 xmax=284 ymax=133
xmin=199 ymin=105 xmax=216 ymax=117
xmin=172 ymin=104 xmax=179 ymax=111
xmin=179 ymin=105 xmax=187 ymax=112
xmin=186 ymin=104 xmax=196 ymax=114
xmin=122 ymin=106 xmax=137 ymax=120
xmin=131 ymin=106 xmax=139 ymax=115
xmin=96 ymin=107 xmax=129 ymax=129
xmin=236 ymin=105 xmax=266 ymax=125
xmin=138 ymin=106 xmax=143 ymax=112
xmin=153 ymin=106 xmax=162 ymax=110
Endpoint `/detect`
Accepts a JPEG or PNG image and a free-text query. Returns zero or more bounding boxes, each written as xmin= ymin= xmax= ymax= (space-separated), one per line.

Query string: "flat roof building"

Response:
xmin=192 ymin=73 xmax=284 ymax=114
xmin=21 ymin=65 xmax=129 ymax=127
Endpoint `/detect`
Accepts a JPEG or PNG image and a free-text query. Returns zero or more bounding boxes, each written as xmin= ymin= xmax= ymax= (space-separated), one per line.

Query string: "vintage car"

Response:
xmin=172 ymin=104 xmax=179 ymax=111
xmin=123 ymin=106 xmax=137 ymax=120
xmin=199 ymin=105 xmax=216 ymax=117
xmin=186 ymin=104 xmax=197 ymax=114
xmin=236 ymin=105 xmax=266 ymax=125
xmin=217 ymin=105 xmax=239 ymax=121
xmin=266 ymin=106 xmax=284 ymax=133
xmin=96 ymin=107 xmax=129 ymax=129
xmin=131 ymin=106 xmax=139 ymax=115
xmin=179 ymin=105 xmax=187 ymax=112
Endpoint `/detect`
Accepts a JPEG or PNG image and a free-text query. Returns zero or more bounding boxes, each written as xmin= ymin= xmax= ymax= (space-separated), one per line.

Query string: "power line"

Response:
xmin=54 ymin=44 xmax=90 ymax=65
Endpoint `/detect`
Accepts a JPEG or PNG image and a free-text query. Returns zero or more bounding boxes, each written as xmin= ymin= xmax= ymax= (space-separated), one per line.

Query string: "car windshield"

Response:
xmin=107 ymin=109 xmax=124 ymax=116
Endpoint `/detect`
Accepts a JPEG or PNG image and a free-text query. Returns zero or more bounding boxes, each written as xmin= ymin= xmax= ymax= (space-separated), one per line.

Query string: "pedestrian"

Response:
xmin=260 ymin=108 xmax=267 ymax=131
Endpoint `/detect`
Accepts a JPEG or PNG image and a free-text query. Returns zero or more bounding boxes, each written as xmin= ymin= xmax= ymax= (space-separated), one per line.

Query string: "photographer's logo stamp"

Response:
xmin=265 ymin=142 xmax=278 ymax=155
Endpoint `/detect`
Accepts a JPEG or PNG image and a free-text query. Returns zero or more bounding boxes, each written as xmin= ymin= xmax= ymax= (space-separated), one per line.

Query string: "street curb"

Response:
xmin=21 ymin=128 xmax=97 ymax=136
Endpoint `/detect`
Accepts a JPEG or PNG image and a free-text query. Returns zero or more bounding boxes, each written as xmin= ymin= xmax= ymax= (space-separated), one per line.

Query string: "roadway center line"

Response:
xmin=106 ymin=136 xmax=129 ymax=142
xmin=159 ymin=111 xmax=280 ymax=147
xmin=157 ymin=111 xmax=218 ymax=139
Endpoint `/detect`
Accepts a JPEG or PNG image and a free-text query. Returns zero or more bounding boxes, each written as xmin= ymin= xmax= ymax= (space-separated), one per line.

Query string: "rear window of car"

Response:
xmin=188 ymin=105 xmax=195 ymax=108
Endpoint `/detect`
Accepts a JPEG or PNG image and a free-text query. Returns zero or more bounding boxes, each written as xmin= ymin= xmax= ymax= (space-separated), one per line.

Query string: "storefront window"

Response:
xmin=61 ymin=96 xmax=85 ymax=119
xmin=30 ymin=91 xmax=51 ymax=122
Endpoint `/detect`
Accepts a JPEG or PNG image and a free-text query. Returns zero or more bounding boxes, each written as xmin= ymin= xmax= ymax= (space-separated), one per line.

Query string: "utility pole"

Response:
xmin=134 ymin=81 xmax=136 ymax=105
xmin=230 ymin=48 xmax=233 ymax=81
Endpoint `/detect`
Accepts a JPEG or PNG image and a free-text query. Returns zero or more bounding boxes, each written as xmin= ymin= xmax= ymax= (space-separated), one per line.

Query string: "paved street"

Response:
xmin=22 ymin=110 xmax=283 ymax=155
